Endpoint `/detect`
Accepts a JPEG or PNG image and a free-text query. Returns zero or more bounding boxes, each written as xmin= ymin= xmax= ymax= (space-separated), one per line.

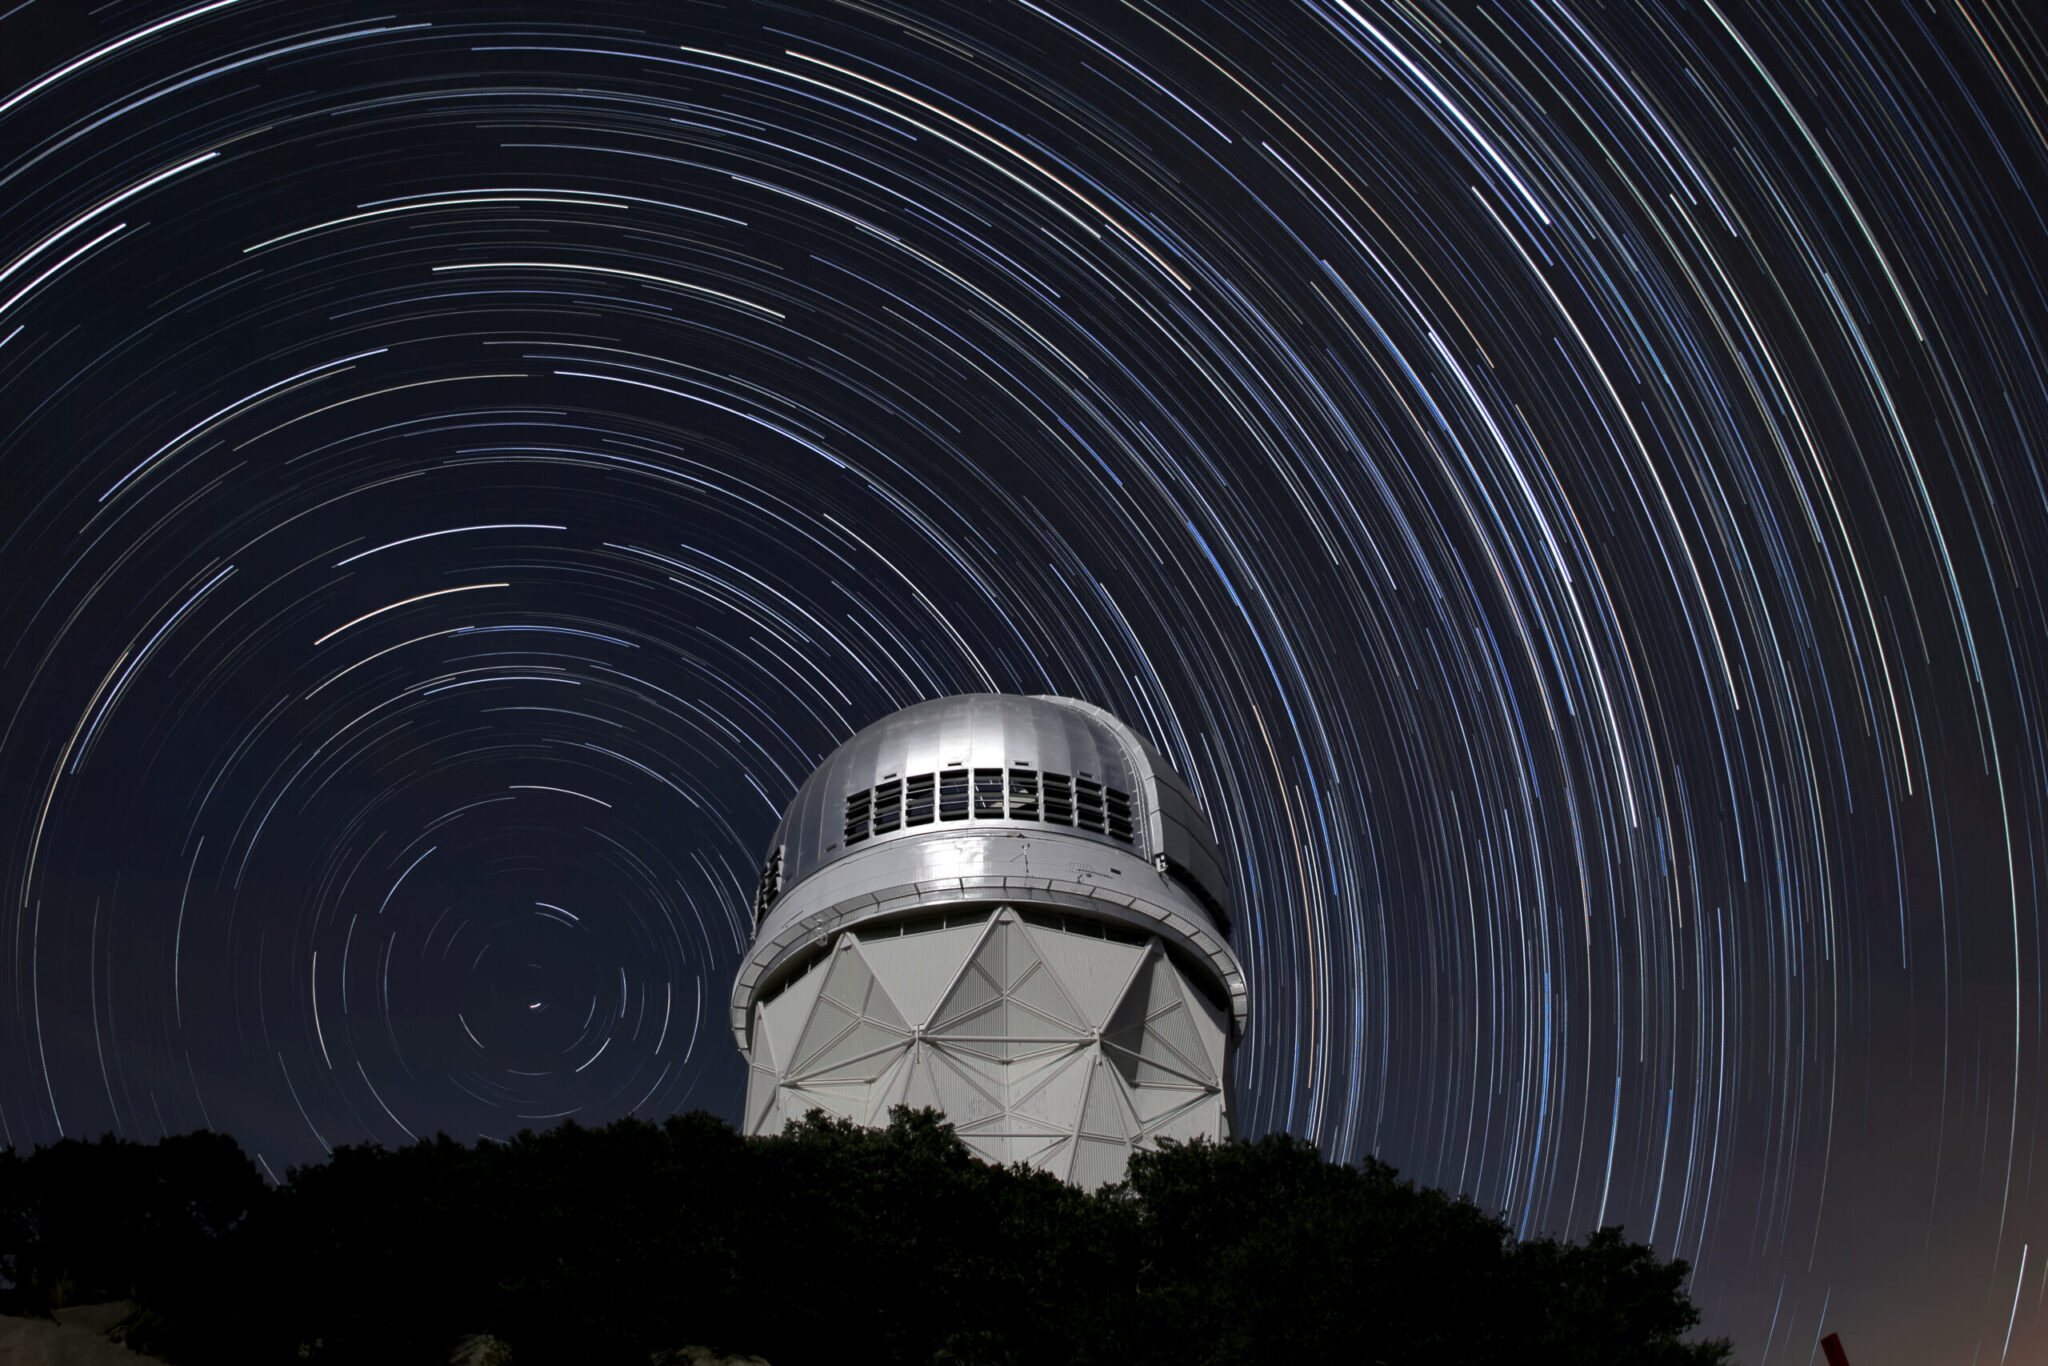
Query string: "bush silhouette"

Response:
xmin=0 ymin=1129 xmax=264 ymax=1317
xmin=0 ymin=1110 xmax=1732 ymax=1366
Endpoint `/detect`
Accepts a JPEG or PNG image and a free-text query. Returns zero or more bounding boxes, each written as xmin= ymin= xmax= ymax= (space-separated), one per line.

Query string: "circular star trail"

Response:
xmin=3 ymin=2 xmax=2046 ymax=1359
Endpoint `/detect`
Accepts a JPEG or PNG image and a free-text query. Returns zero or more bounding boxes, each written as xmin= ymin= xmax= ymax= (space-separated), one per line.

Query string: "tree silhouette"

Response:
xmin=0 ymin=1111 xmax=1732 ymax=1366
xmin=0 ymin=1130 xmax=263 ymax=1317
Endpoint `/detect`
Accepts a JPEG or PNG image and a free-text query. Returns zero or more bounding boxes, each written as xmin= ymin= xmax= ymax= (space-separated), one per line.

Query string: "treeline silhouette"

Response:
xmin=0 ymin=1108 xmax=1733 ymax=1365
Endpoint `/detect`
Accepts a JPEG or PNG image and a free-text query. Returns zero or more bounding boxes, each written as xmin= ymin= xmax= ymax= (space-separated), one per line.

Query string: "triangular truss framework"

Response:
xmin=744 ymin=907 xmax=1230 ymax=1186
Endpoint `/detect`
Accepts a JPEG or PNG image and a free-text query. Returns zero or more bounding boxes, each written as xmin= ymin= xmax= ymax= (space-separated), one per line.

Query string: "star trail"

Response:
xmin=1 ymin=1 xmax=2044 ymax=1359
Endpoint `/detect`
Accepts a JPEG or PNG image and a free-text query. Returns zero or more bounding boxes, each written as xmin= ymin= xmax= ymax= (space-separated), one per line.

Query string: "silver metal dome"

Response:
xmin=729 ymin=694 xmax=1248 ymax=1184
xmin=757 ymin=693 xmax=1232 ymax=929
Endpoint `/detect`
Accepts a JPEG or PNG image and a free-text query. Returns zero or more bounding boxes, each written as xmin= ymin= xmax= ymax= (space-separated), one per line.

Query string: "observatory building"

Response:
xmin=731 ymin=694 xmax=1247 ymax=1187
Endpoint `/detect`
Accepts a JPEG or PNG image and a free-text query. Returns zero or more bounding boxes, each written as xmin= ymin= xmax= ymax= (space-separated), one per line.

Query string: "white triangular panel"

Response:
xmin=1007 ymin=1042 xmax=1089 ymax=1096
xmin=1143 ymin=1093 xmax=1225 ymax=1145
xmin=819 ymin=939 xmax=893 ymax=1018
xmin=866 ymin=1046 xmax=917 ymax=1123
xmin=1102 ymin=953 xmax=1163 ymax=1086
xmin=1008 ymin=1043 xmax=1089 ymax=1076
xmin=856 ymin=922 xmax=988 ymax=1027
xmin=1129 ymin=1081 xmax=1209 ymax=1126
xmin=958 ymin=1133 xmax=1008 ymax=1166
xmin=1186 ymin=977 xmax=1230 ymax=1080
xmin=746 ymin=1066 xmax=783 ymax=1134
xmin=1143 ymin=1000 xmax=1215 ymax=1084
xmin=901 ymin=1048 xmax=943 ymax=1112
xmin=1102 ymin=950 xmax=1159 ymax=1043
xmin=925 ymin=1049 xmax=1002 ymax=1126
xmin=996 ymin=1002 xmax=1083 ymax=1059
xmin=757 ymin=957 xmax=829 ymax=1070
xmin=1027 ymin=925 xmax=1147 ymax=1029
xmin=779 ymin=1084 xmax=858 ymax=1123
xmin=745 ymin=1020 xmax=783 ymax=1134
xmin=1009 ymin=958 xmax=1086 ymax=1032
xmin=1070 ymin=1136 xmax=1128 ymax=1189
xmin=798 ymin=1081 xmax=875 ymax=1108
xmin=1011 ymin=1048 xmax=1092 ymax=1126
xmin=796 ymin=1025 xmax=909 ymax=1084
xmin=1001 ymin=1116 xmax=1073 ymax=1142
xmin=930 ymin=956 xmax=1004 ymax=1033
xmin=928 ymin=994 xmax=1005 ymax=1048
xmin=925 ymin=1036 xmax=1008 ymax=1087
xmin=1104 ymin=953 xmax=1216 ymax=1087
xmin=1077 ymin=1058 xmax=1133 ymax=1141
xmin=788 ymin=993 xmax=858 ymax=1078
xmin=979 ymin=914 xmax=1020 ymax=989
xmin=1018 ymin=1134 xmax=1070 ymax=1175
xmin=790 ymin=941 xmax=910 ymax=1076
xmin=1135 ymin=948 xmax=1187 ymax=1016
xmin=928 ymin=914 xmax=1049 ymax=1037
xmin=1103 ymin=1037 xmax=1212 ymax=1089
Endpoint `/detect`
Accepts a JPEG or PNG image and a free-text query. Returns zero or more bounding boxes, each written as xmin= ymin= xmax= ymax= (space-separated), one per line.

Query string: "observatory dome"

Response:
xmin=731 ymin=694 xmax=1248 ymax=1186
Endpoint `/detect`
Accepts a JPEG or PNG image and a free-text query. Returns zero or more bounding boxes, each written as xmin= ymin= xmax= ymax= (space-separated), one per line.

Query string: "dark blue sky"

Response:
xmin=3 ymin=2 xmax=2044 ymax=1360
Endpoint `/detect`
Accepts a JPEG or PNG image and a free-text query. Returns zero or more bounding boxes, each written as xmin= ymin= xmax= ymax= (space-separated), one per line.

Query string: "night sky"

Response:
xmin=0 ymin=0 xmax=2042 ymax=1359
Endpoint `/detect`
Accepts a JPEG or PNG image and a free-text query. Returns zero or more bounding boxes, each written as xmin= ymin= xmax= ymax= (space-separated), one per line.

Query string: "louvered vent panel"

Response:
xmin=1008 ymin=769 xmax=1039 ymax=820
xmin=905 ymin=772 xmax=936 ymax=826
xmin=939 ymin=768 xmax=969 ymax=819
xmin=873 ymin=778 xmax=903 ymax=834
xmin=1075 ymin=778 xmax=1105 ymax=833
xmin=753 ymin=844 xmax=784 ymax=924
xmin=973 ymin=768 xmax=1005 ymax=819
xmin=1105 ymin=787 xmax=1134 ymax=843
xmin=835 ymin=769 xmax=1136 ymax=848
xmin=1042 ymin=773 xmax=1073 ymax=824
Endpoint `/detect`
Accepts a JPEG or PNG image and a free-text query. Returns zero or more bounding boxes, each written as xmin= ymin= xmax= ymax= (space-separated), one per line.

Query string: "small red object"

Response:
xmin=1819 ymin=1332 xmax=1851 ymax=1366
